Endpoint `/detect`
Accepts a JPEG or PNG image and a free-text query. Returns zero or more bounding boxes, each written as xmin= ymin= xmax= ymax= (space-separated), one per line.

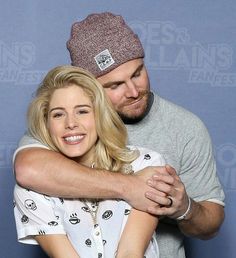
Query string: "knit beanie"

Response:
xmin=67 ymin=12 xmax=144 ymax=77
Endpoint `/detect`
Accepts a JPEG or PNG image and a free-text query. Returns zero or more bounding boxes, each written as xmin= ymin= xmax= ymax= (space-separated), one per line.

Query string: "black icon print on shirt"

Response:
xmin=81 ymin=202 xmax=99 ymax=213
xmin=69 ymin=213 xmax=80 ymax=225
xmin=21 ymin=214 xmax=29 ymax=224
xmin=144 ymin=154 xmax=151 ymax=160
xmin=102 ymin=210 xmax=113 ymax=220
xmin=85 ymin=238 xmax=92 ymax=247
xmin=59 ymin=198 xmax=64 ymax=204
xmin=124 ymin=209 xmax=130 ymax=215
xmin=48 ymin=221 xmax=58 ymax=226
xmin=81 ymin=206 xmax=90 ymax=213
xmin=24 ymin=199 xmax=37 ymax=211
xmin=84 ymin=238 xmax=107 ymax=248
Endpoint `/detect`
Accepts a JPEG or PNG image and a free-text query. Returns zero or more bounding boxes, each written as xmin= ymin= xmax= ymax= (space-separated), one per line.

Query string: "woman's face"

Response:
xmin=47 ymin=84 xmax=98 ymax=166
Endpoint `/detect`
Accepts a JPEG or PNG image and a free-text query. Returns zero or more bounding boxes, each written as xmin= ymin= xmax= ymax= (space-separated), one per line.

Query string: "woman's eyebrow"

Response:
xmin=49 ymin=104 xmax=92 ymax=113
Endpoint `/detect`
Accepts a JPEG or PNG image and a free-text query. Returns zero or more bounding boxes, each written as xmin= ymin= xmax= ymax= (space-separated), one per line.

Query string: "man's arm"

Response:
xmin=177 ymin=200 xmax=224 ymax=239
xmin=14 ymin=147 xmax=161 ymax=212
xmin=145 ymin=166 xmax=225 ymax=239
xmin=35 ymin=235 xmax=80 ymax=258
xmin=144 ymin=116 xmax=225 ymax=239
xmin=15 ymin=147 xmax=118 ymax=199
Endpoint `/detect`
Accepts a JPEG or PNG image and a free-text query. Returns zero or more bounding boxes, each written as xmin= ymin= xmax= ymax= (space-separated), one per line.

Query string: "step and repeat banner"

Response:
xmin=0 ymin=1 xmax=235 ymax=257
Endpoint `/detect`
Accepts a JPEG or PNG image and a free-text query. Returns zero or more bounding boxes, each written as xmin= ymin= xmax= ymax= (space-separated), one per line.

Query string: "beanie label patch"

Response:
xmin=94 ymin=49 xmax=115 ymax=71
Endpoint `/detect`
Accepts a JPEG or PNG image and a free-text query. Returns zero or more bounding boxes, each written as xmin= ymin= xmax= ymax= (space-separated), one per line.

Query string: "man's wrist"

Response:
xmin=109 ymin=172 xmax=131 ymax=201
xmin=176 ymin=196 xmax=192 ymax=221
xmin=117 ymin=174 xmax=133 ymax=201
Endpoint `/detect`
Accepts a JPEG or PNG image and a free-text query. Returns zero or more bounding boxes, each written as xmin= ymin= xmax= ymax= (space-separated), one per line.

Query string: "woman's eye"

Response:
xmin=77 ymin=109 xmax=89 ymax=115
xmin=52 ymin=113 xmax=63 ymax=118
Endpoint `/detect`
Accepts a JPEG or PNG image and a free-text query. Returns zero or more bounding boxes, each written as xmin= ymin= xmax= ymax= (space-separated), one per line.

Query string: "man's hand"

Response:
xmin=142 ymin=165 xmax=224 ymax=240
xmin=121 ymin=166 xmax=167 ymax=212
xmin=144 ymin=165 xmax=189 ymax=218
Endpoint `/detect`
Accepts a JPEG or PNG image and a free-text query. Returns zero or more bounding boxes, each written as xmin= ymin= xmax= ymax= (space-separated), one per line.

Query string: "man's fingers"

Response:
xmin=151 ymin=172 xmax=175 ymax=186
xmin=145 ymin=191 xmax=171 ymax=205
xmin=165 ymin=165 xmax=178 ymax=178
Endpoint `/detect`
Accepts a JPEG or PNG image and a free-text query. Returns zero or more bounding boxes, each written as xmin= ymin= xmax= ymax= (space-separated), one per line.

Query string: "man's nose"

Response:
xmin=125 ymin=80 xmax=139 ymax=98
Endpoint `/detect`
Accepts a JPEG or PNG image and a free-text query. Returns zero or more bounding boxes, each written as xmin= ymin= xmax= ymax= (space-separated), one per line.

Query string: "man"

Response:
xmin=14 ymin=12 xmax=225 ymax=258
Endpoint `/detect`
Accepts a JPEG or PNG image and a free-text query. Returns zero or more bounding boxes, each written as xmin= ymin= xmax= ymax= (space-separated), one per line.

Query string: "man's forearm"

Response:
xmin=15 ymin=148 xmax=126 ymax=199
xmin=14 ymin=148 xmax=160 ymax=212
xmin=178 ymin=200 xmax=225 ymax=239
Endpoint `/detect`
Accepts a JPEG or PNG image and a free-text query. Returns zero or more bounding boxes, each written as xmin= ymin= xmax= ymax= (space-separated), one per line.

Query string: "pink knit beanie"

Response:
xmin=67 ymin=12 xmax=144 ymax=77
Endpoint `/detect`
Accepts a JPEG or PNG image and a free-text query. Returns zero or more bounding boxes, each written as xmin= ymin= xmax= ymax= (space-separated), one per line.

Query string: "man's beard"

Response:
xmin=119 ymin=92 xmax=154 ymax=124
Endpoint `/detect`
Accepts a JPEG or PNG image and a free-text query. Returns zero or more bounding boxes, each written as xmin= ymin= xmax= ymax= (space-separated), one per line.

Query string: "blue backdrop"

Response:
xmin=0 ymin=1 xmax=235 ymax=257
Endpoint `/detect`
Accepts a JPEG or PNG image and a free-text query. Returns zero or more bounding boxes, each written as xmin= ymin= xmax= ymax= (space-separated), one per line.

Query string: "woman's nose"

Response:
xmin=65 ymin=115 xmax=78 ymax=129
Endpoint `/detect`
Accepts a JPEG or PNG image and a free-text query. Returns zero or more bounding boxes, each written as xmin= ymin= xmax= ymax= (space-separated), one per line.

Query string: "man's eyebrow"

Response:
xmin=102 ymin=63 xmax=144 ymax=88
xmin=132 ymin=63 xmax=144 ymax=76
xmin=102 ymin=80 xmax=124 ymax=88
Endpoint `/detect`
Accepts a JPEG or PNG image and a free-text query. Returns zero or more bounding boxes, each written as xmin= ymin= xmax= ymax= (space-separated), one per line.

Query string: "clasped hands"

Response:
xmin=137 ymin=165 xmax=190 ymax=219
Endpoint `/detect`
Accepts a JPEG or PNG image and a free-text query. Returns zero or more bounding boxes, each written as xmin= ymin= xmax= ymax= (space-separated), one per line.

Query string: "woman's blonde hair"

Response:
xmin=28 ymin=65 xmax=138 ymax=173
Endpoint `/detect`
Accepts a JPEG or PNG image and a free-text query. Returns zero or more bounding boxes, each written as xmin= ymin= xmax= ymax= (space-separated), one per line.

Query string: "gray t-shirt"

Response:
xmin=126 ymin=94 xmax=225 ymax=258
xmin=15 ymin=93 xmax=225 ymax=258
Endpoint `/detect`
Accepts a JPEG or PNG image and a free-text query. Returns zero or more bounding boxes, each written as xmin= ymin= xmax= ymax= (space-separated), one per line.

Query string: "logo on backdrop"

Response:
xmin=129 ymin=20 xmax=235 ymax=87
xmin=0 ymin=41 xmax=45 ymax=85
xmin=215 ymin=143 xmax=236 ymax=191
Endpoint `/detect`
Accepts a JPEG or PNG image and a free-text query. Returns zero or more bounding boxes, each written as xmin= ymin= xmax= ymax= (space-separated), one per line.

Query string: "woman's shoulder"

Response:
xmin=128 ymin=145 xmax=166 ymax=172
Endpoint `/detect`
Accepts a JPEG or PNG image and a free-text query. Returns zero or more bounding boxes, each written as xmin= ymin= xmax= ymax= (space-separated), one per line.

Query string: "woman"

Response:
xmin=14 ymin=66 xmax=165 ymax=258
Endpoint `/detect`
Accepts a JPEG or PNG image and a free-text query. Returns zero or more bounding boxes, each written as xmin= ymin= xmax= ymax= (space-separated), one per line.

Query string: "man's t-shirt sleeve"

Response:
xmin=13 ymin=134 xmax=49 ymax=163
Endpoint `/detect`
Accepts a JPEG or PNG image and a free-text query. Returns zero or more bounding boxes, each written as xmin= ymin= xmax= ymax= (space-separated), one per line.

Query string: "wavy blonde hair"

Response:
xmin=27 ymin=65 xmax=138 ymax=173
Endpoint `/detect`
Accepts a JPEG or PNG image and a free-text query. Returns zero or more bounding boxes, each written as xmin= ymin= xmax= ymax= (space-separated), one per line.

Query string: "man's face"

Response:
xmin=97 ymin=58 xmax=150 ymax=123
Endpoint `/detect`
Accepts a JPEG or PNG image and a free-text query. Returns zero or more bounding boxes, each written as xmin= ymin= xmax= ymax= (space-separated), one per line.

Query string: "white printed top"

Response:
xmin=14 ymin=147 xmax=165 ymax=258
